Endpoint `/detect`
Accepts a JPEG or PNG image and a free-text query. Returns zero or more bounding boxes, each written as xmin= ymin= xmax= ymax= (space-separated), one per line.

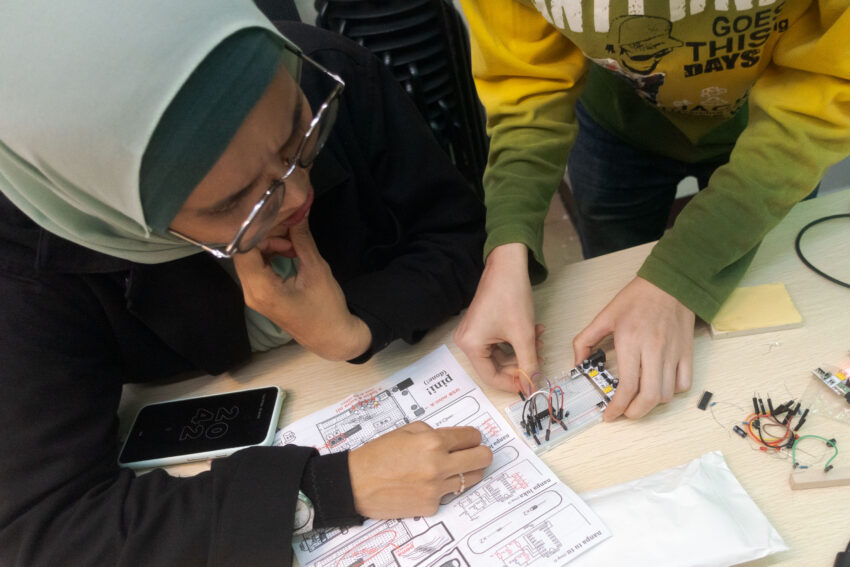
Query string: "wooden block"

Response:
xmin=710 ymin=283 xmax=803 ymax=339
xmin=790 ymin=465 xmax=850 ymax=490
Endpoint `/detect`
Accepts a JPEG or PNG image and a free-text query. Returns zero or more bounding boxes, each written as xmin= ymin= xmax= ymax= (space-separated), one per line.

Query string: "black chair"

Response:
xmin=254 ymin=0 xmax=302 ymax=22
xmin=314 ymin=0 xmax=488 ymax=198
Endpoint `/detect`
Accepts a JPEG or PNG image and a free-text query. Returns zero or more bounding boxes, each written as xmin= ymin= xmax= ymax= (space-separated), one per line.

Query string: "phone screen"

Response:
xmin=119 ymin=387 xmax=279 ymax=465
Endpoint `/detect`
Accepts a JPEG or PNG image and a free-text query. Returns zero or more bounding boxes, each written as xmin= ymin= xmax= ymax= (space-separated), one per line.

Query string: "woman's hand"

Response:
xmin=233 ymin=217 xmax=372 ymax=361
xmin=454 ymin=243 xmax=544 ymax=395
xmin=573 ymin=276 xmax=695 ymax=420
xmin=349 ymin=422 xmax=493 ymax=519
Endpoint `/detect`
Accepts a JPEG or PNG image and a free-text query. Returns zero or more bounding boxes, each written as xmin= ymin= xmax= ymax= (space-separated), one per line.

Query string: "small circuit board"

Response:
xmin=505 ymin=350 xmax=619 ymax=454
xmin=812 ymin=366 xmax=850 ymax=404
xmin=574 ymin=352 xmax=619 ymax=404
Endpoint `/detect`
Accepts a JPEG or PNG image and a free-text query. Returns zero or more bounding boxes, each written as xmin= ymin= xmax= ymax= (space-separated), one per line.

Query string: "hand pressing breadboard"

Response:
xmin=710 ymin=283 xmax=803 ymax=339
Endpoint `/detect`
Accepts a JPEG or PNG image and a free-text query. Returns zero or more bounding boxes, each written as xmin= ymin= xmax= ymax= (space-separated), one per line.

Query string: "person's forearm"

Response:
xmin=639 ymin=3 xmax=850 ymax=321
xmin=453 ymin=241 xmax=540 ymax=392
xmin=480 ymin=96 xmax=580 ymax=284
xmin=2 ymin=446 xmax=315 ymax=566
xmin=483 ymin=241 xmax=529 ymax=278
xmin=462 ymin=0 xmax=586 ymax=283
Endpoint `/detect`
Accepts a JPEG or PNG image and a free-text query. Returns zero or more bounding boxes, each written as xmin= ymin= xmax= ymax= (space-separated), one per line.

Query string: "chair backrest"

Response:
xmin=254 ymin=0 xmax=301 ymax=23
xmin=315 ymin=0 xmax=488 ymax=198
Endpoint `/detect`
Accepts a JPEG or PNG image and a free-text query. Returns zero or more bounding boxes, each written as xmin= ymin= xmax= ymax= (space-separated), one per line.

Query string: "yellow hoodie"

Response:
xmin=461 ymin=0 xmax=850 ymax=321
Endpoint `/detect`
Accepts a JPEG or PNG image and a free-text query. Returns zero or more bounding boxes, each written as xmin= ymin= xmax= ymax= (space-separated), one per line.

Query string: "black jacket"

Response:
xmin=0 ymin=22 xmax=484 ymax=566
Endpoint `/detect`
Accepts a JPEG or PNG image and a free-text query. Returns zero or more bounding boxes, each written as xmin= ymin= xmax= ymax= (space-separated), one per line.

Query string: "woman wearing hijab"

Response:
xmin=0 ymin=2 xmax=492 ymax=565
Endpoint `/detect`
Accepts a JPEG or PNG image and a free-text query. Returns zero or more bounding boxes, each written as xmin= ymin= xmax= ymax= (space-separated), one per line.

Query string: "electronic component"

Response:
xmin=812 ymin=366 xmax=850 ymax=404
xmin=772 ymin=399 xmax=794 ymax=418
xmin=738 ymin=397 xmax=810 ymax=452
xmin=783 ymin=402 xmax=801 ymax=426
xmin=792 ymin=435 xmax=839 ymax=476
xmin=793 ymin=408 xmax=810 ymax=432
xmin=505 ymin=350 xmax=618 ymax=454
xmin=697 ymin=391 xmax=713 ymax=410
xmin=576 ymin=349 xmax=618 ymax=403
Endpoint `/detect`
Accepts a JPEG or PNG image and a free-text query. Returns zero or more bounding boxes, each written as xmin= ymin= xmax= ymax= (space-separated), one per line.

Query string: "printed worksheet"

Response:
xmin=275 ymin=345 xmax=610 ymax=567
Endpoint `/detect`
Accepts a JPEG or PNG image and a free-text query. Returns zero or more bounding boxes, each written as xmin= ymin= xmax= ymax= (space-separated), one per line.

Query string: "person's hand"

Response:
xmin=232 ymin=216 xmax=371 ymax=361
xmin=349 ymin=422 xmax=492 ymax=518
xmin=454 ymin=243 xmax=544 ymax=394
xmin=573 ymin=276 xmax=695 ymax=421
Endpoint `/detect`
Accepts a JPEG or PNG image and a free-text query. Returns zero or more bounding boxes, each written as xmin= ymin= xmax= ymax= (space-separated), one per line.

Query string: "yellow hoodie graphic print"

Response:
xmin=530 ymin=0 xmax=797 ymax=116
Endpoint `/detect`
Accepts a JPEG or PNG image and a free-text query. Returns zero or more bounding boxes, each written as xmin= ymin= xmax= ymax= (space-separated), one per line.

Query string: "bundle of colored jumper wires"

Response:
xmin=505 ymin=349 xmax=619 ymax=454
xmin=519 ymin=385 xmax=568 ymax=446
xmin=739 ymin=400 xmax=841 ymax=473
xmin=737 ymin=396 xmax=809 ymax=452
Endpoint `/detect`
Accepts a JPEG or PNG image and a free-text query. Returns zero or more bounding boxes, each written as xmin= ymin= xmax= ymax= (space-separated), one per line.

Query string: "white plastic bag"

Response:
xmin=570 ymin=451 xmax=787 ymax=567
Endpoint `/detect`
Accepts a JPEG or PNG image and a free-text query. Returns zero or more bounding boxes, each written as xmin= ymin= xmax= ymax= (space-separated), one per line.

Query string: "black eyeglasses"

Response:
xmin=169 ymin=50 xmax=344 ymax=259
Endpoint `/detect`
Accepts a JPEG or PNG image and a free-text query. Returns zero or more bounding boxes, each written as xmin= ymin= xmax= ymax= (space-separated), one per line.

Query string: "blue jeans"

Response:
xmin=566 ymin=102 xmax=819 ymax=259
xmin=567 ymin=102 xmax=732 ymax=258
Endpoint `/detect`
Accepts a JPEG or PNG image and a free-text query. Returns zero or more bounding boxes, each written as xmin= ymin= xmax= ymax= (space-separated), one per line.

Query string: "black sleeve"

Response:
xmin=300 ymin=451 xmax=364 ymax=529
xmin=316 ymin=42 xmax=486 ymax=362
xmin=0 ymin=265 xmax=357 ymax=567
xmin=350 ymin=56 xmax=485 ymax=360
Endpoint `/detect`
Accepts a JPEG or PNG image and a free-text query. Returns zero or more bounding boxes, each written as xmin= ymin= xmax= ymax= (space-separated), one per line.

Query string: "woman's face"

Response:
xmin=169 ymin=66 xmax=314 ymax=256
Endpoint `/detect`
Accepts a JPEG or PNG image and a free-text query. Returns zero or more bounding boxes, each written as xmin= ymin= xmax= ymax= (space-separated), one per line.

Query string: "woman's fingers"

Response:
xmin=349 ymin=422 xmax=494 ymax=519
xmin=231 ymin=246 xmax=267 ymax=277
xmin=432 ymin=428 xmax=491 ymax=493
xmin=437 ymin=426 xmax=482 ymax=452
xmin=232 ymin=247 xmax=286 ymax=312
xmin=232 ymin=214 xmax=374 ymax=360
xmin=441 ymin=468 xmax=485 ymax=497
xmin=443 ymin=444 xmax=493 ymax=477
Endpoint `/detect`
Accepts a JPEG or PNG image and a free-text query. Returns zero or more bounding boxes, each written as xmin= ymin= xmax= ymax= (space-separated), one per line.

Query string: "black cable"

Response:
xmin=794 ymin=214 xmax=850 ymax=289
xmin=834 ymin=537 xmax=850 ymax=567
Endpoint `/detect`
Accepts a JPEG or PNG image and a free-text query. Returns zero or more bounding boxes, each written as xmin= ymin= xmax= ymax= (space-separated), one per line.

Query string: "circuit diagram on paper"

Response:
xmin=275 ymin=345 xmax=610 ymax=566
xmin=316 ymin=379 xmax=425 ymax=453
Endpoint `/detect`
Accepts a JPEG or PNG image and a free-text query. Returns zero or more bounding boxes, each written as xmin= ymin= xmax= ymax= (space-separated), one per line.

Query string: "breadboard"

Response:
xmin=505 ymin=350 xmax=618 ymax=454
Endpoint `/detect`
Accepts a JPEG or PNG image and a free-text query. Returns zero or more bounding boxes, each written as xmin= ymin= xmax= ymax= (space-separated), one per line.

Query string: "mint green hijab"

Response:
xmin=0 ymin=0 xmax=300 ymax=351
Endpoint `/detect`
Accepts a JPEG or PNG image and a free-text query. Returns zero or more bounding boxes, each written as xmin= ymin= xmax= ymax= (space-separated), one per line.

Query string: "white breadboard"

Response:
xmin=505 ymin=352 xmax=618 ymax=454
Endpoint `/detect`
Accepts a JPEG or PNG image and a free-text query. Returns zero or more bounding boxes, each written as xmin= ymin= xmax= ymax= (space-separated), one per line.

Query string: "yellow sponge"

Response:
xmin=710 ymin=283 xmax=803 ymax=339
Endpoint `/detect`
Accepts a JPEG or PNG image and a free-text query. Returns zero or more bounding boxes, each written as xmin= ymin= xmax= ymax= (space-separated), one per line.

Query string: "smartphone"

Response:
xmin=118 ymin=386 xmax=283 ymax=469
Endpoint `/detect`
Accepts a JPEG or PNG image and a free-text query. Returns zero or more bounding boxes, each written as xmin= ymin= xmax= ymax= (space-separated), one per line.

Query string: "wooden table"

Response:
xmin=120 ymin=188 xmax=850 ymax=567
